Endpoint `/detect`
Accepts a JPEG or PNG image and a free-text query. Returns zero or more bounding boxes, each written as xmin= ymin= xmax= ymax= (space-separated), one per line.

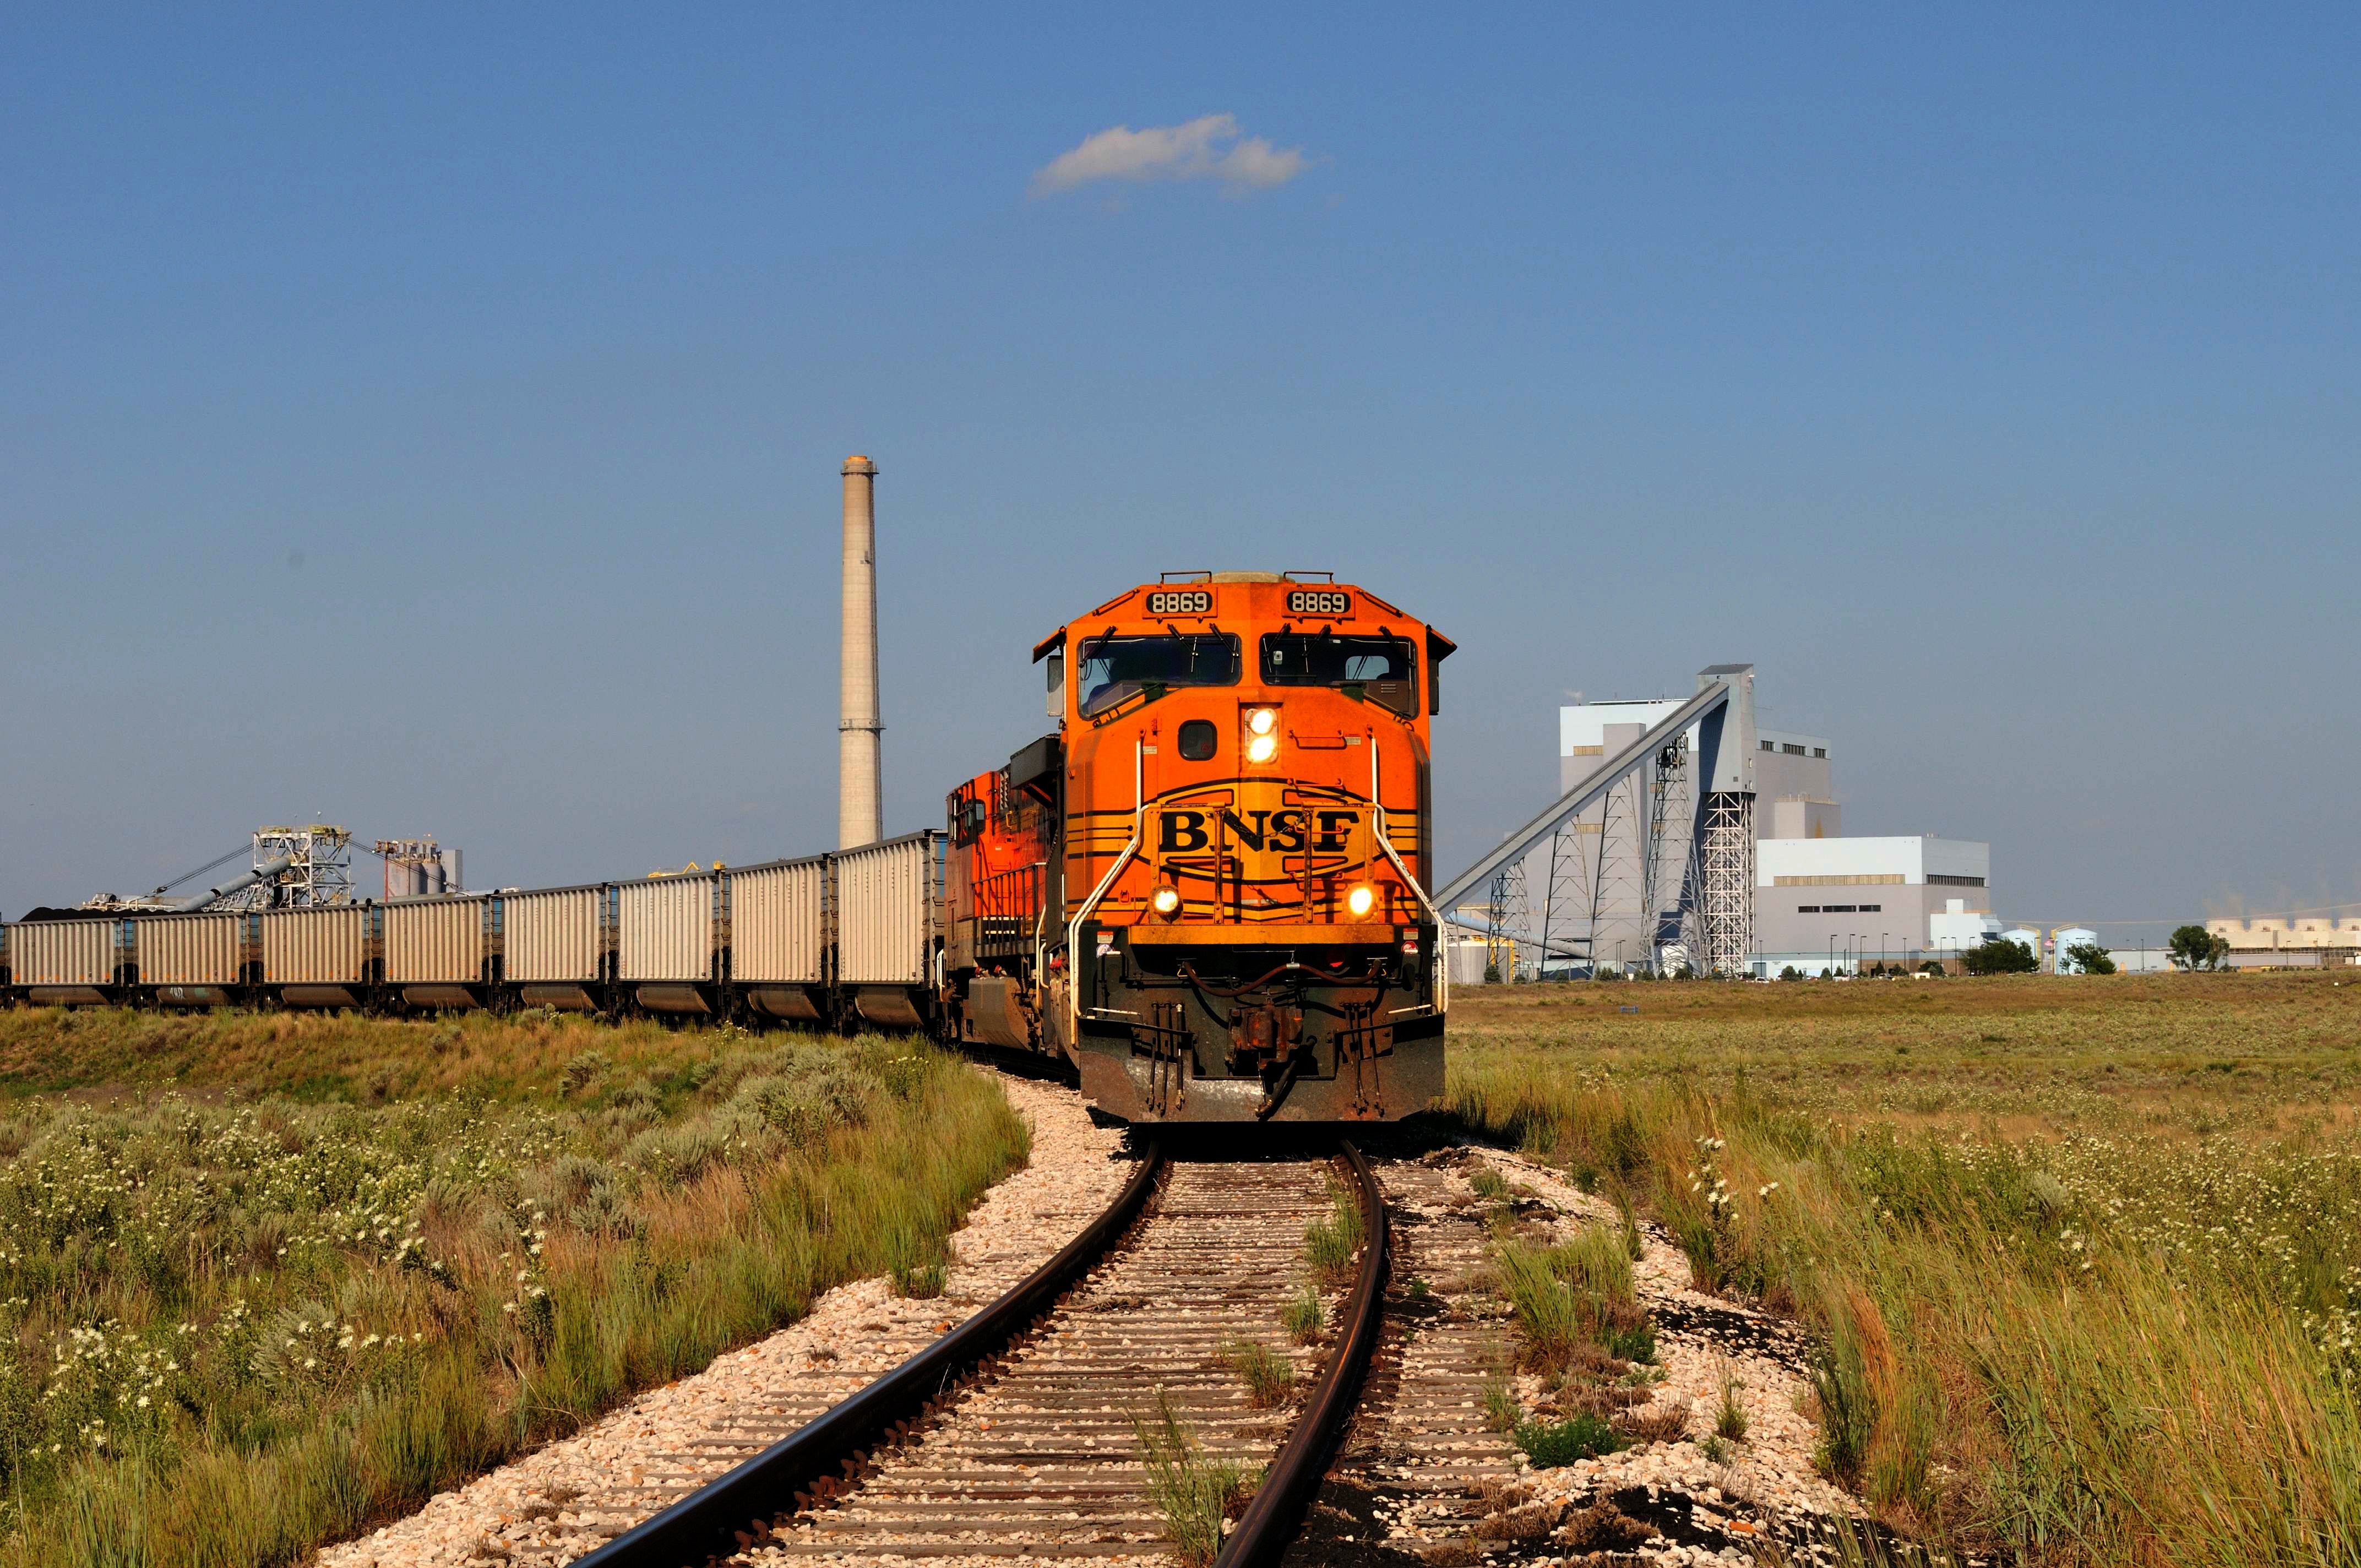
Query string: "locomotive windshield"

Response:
xmin=1076 ymin=633 xmax=1241 ymax=717
xmin=1260 ymin=633 xmax=1418 ymax=716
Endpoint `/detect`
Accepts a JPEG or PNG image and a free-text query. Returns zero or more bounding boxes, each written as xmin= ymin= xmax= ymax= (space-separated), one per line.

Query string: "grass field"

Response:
xmin=0 ymin=1008 xmax=1029 ymax=1568
xmin=1446 ymin=971 xmax=2361 ymax=1567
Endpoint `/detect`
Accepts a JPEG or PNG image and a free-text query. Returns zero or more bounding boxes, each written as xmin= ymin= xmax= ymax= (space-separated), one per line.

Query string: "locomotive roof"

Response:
xmin=1032 ymin=576 xmax=1452 ymax=662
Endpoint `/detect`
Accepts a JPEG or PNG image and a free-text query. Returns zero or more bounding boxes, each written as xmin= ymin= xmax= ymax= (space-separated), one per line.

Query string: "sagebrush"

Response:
xmin=0 ymin=1011 xmax=1027 ymax=1567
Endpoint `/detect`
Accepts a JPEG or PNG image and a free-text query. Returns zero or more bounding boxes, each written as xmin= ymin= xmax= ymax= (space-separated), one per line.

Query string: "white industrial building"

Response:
xmin=1549 ymin=701 xmax=1844 ymax=972
xmin=1754 ymin=835 xmax=1994 ymax=973
xmin=2206 ymin=917 xmax=2361 ymax=968
xmin=1930 ymin=900 xmax=2005 ymax=953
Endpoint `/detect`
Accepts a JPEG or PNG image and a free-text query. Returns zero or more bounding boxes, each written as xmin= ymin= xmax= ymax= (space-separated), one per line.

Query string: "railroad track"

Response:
xmin=573 ymin=1142 xmax=1389 ymax=1568
xmin=1281 ymin=1152 xmax=1532 ymax=1562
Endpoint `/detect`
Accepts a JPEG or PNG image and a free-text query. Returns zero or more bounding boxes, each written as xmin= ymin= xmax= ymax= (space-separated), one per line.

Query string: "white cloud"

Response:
xmin=1031 ymin=113 xmax=1311 ymax=197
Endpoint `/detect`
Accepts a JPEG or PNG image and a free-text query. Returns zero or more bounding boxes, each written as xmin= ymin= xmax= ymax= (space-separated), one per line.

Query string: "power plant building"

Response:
xmin=1548 ymin=702 xmax=1838 ymax=972
xmin=1552 ymin=695 xmax=1993 ymax=975
xmin=1754 ymin=835 xmax=1992 ymax=972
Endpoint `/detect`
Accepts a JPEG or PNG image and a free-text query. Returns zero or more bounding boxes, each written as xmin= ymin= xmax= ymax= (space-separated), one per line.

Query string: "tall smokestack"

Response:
xmin=837 ymin=454 xmax=883 ymax=848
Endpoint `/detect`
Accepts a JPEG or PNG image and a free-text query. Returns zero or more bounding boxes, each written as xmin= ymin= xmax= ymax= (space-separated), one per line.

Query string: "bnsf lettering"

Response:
xmin=1220 ymin=808 xmax=1264 ymax=849
xmin=1157 ymin=808 xmax=1351 ymax=855
xmin=1158 ymin=810 xmax=1209 ymax=852
xmin=1285 ymin=589 xmax=1351 ymax=617
xmin=1145 ymin=590 xmax=1212 ymax=616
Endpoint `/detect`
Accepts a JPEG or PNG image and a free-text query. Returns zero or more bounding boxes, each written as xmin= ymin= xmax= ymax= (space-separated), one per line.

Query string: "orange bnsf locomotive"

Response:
xmin=939 ymin=572 xmax=1454 ymax=1123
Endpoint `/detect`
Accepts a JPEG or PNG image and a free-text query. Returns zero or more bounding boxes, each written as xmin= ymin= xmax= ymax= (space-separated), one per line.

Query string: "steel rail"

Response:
xmin=1214 ymin=1140 xmax=1390 ymax=1568
xmin=567 ymin=1141 xmax=1166 ymax=1568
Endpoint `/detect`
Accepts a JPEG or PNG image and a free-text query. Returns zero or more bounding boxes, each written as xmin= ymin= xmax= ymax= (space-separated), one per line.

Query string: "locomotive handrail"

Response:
xmin=1065 ymin=734 xmax=1144 ymax=1024
xmin=1367 ymin=739 xmax=1448 ymax=1014
xmin=974 ymin=863 xmax=1043 ymax=919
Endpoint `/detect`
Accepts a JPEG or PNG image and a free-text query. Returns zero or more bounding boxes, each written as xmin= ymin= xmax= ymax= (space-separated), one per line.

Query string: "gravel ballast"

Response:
xmin=1445 ymin=1146 xmax=1865 ymax=1566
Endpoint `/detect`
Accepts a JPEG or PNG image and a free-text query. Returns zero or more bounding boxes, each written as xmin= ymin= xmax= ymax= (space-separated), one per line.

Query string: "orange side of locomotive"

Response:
xmin=940 ymin=573 xmax=1453 ymax=1123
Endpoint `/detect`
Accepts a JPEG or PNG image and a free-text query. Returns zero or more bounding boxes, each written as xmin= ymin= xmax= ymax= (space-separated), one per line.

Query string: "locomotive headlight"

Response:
xmin=1151 ymin=884 xmax=1182 ymax=916
xmin=1346 ymin=884 xmax=1377 ymax=918
xmin=1245 ymin=732 xmax=1279 ymax=764
xmin=1247 ymin=707 xmax=1279 ymax=736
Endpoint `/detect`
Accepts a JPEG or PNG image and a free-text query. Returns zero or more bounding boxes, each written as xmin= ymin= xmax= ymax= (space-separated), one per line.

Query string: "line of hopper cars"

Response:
xmin=3 ymin=570 xmax=1454 ymax=1126
xmin=0 ymin=832 xmax=945 ymax=1029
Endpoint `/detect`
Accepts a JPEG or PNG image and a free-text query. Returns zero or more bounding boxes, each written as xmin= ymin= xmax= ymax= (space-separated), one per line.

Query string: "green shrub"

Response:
xmin=1481 ymin=1368 xmax=1520 ymax=1433
xmin=1810 ymin=1311 xmax=1874 ymax=1487
xmin=1498 ymin=1231 xmax=1651 ymax=1370
xmin=1603 ymin=1318 xmax=1657 ymax=1365
xmin=1613 ymin=1192 xmax=1644 ymax=1261
xmin=1515 ymin=1411 xmax=1626 ymax=1467
xmin=1964 ymin=938 xmax=2041 ymax=976
xmin=890 ymin=1259 xmax=946 ymax=1300
xmin=1543 ymin=1228 xmax=1634 ymax=1304
xmin=1498 ymin=1246 xmax=1588 ymax=1364
xmin=559 ymin=1049 xmax=611 ymax=1095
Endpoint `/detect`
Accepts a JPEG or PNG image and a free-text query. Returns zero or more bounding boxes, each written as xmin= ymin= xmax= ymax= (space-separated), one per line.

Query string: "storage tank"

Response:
xmin=2052 ymin=926 xmax=2100 ymax=974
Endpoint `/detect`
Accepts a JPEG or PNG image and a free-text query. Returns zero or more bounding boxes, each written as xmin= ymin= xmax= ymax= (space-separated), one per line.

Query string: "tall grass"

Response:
xmin=1134 ymin=1390 xmax=1256 ymax=1568
xmin=1497 ymin=1221 xmax=1652 ymax=1369
xmin=1302 ymin=1176 xmax=1365 ymax=1286
xmin=1221 ymin=1339 xmax=1294 ymax=1408
xmin=1280 ymin=1285 xmax=1323 ymax=1345
xmin=0 ymin=1017 xmax=1027 ymax=1567
xmin=1450 ymin=976 xmax=2361 ymax=1565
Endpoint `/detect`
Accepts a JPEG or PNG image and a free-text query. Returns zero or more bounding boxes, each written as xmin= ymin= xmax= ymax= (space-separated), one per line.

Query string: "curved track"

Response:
xmin=570 ymin=1145 xmax=1388 ymax=1567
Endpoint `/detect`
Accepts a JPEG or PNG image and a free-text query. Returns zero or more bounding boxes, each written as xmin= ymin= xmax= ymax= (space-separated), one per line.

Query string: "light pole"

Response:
xmin=1827 ymin=935 xmax=1835 ymax=976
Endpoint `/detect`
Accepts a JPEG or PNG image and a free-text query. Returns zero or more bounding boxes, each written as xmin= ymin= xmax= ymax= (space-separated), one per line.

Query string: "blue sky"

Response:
xmin=3 ymin=6 xmax=2354 ymax=944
